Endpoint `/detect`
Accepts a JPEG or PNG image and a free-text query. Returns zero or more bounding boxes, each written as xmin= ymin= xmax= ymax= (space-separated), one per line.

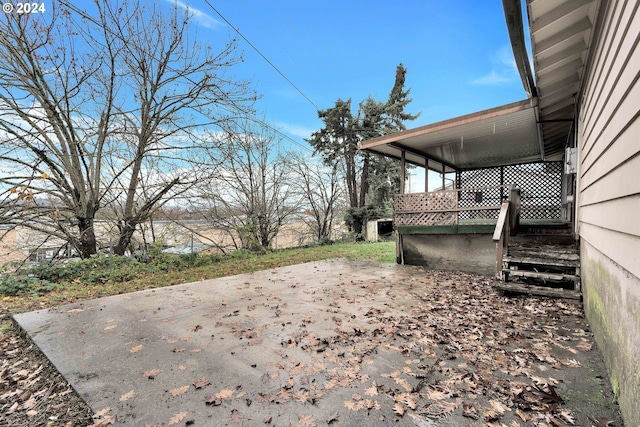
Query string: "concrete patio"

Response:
xmin=14 ymin=259 xmax=622 ymax=426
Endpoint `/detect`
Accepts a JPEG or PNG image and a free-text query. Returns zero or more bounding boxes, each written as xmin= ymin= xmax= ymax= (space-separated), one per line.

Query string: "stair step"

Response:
xmin=503 ymin=269 xmax=579 ymax=282
xmin=504 ymin=256 xmax=580 ymax=268
xmin=508 ymin=249 xmax=579 ymax=260
xmin=510 ymin=235 xmax=576 ymax=245
xmin=495 ymin=282 xmax=581 ymax=300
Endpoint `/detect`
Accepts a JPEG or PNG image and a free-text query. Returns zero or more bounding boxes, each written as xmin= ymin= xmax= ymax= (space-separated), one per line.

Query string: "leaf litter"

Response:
xmin=180 ymin=268 xmax=613 ymax=425
xmin=5 ymin=265 xmax=620 ymax=426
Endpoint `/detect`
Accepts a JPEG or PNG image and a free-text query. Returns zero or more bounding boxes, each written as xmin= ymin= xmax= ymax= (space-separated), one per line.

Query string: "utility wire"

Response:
xmin=202 ymin=0 xmax=321 ymax=112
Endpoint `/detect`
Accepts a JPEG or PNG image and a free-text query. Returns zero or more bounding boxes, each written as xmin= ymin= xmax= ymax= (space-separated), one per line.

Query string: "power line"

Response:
xmin=202 ymin=0 xmax=321 ymax=112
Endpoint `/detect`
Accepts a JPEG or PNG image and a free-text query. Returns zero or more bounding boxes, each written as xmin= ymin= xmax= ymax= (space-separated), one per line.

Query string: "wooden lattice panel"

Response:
xmin=459 ymin=162 xmax=563 ymax=220
xmin=394 ymin=212 xmax=457 ymax=226
xmin=394 ymin=192 xmax=458 ymax=226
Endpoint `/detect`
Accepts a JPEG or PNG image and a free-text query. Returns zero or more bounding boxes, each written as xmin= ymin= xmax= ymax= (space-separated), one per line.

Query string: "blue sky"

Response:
xmin=176 ymin=0 xmax=530 ymax=151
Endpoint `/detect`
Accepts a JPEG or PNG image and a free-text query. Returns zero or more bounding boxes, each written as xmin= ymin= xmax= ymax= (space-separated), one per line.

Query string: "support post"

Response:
xmin=441 ymin=163 xmax=446 ymax=190
xmin=400 ymin=150 xmax=406 ymax=194
xmin=424 ymin=158 xmax=429 ymax=192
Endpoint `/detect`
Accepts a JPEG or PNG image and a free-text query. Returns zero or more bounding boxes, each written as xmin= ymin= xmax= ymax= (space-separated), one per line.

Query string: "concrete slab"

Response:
xmin=14 ymin=259 xmax=622 ymax=426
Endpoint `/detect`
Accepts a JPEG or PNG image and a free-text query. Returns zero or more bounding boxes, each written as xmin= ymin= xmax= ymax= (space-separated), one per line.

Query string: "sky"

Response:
xmin=173 ymin=0 xmax=531 ymax=154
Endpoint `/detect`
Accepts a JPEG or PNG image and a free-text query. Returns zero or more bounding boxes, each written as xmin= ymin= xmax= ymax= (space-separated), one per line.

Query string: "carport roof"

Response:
xmin=358 ymin=98 xmax=542 ymax=172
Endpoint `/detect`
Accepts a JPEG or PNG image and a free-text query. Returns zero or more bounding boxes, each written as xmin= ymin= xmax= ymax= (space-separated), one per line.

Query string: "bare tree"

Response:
xmin=0 ymin=1 xmax=256 ymax=258
xmin=290 ymin=153 xmax=344 ymax=243
xmin=194 ymin=120 xmax=299 ymax=252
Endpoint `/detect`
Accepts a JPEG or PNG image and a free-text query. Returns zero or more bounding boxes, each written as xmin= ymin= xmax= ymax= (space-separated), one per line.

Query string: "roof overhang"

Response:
xmin=359 ymin=0 xmax=603 ymax=171
xmin=526 ymin=0 xmax=601 ymax=157
xmin=358 ymin=98 xmax=542 ymax=172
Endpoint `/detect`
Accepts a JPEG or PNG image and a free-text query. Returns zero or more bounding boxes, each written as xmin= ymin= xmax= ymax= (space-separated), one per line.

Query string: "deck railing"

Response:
xmin=393 ymin=185 xmax=516 ymax=227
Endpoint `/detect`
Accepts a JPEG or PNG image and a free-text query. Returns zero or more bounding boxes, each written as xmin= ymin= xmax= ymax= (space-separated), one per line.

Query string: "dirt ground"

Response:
xmin=3 ymin=260 xmax=625 ymax=426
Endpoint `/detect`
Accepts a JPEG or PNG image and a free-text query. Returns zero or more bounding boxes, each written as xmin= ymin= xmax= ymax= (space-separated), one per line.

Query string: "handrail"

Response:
xmin=493 ymin=201 xmax=511 ymax=278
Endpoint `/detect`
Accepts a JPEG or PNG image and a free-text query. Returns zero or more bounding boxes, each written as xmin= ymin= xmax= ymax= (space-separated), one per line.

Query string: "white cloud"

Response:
xmin=167 ymin=0 xmax=223 ymax=30
xmin=273 ymin=121 xmax=316 ymax=140
xmin=471 ymin=45 xmax=519 ymax=86
xmin=472 ymin=70 xmax=513 ymax=85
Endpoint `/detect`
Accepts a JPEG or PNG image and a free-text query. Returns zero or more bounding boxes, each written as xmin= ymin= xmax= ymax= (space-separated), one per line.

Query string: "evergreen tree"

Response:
xmin=307 ymin=64 xmax=419 ymax=238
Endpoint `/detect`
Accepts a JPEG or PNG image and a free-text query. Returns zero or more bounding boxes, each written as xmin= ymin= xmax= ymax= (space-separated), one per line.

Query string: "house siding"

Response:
xmin=577 ymin=1 xmax=640 ymax=424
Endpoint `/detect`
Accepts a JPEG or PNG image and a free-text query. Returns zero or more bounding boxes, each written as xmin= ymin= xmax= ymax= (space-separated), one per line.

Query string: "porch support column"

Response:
xmin=441 ymin=163 xmax=446 ymax=190
xmin=400 ymin=150 xmax=406 ymax=194
xmin=424 ymin=158 xmax=429 ymax=192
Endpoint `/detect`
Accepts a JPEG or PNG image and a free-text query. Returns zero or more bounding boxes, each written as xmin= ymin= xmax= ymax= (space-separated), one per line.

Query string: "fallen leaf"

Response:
xmin=462 ymin=402 xmax=479 ymax=420
xmin=326 ymin=412 xmax=339 ymax=424
xmin=129 ymin=345 xmax=143 ymax=353
xmin=92 ymin=407 xmax=111 ymax=419
xmin=216 ymin=389 xmax=235 ymax=399
xmin=298 ymin=414 xmax=317 ymax=426
xmin=427 ymin=389 xmax=446 ymax=400
xmin=88 ymin=415 xmax=116 ymax=427
xmin=168 ymin=412 xmax=187 ymax=425
xmin=576 ymin=341 xmax=593 ymax=351
xmin=393 ymin=402 xmax=405 ymax=416
xmin=397 ymin=393 xmax=417 ymax=409
xmin=231 ymin=408 xmax=242 ymax=425
xmin=515 ymin=408 xmax=528 ymax=422
xmin=104 ymin=325 xmax=117 ymax=331
xmin=558 ymin=409 xmax=576 ymax=425
xmin=169 ymin=385 xmax=190 ymax=396
xmin=424 ymin=401 xmax=457 ymax=418
xmin=589 ymin=416 xmax=614 ymax=427
xmin=119 ymin=390 xmax=135 ymax=402
xmin=344 ymin=400 xmax=359 ymax=411
xmin=364 ymin=383 xmax=378 ymax=396
xmin=193 ymin=377 xmax=210 ymax=389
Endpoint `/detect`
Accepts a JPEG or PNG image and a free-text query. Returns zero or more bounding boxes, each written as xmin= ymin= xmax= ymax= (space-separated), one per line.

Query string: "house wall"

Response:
xmin=576 ymin=1 xmax=640 ymax=424
xmin=0 ymin=228 xmax=29 ymax=266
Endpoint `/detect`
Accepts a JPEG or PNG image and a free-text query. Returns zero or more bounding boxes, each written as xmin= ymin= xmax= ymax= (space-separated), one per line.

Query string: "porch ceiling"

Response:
xmin=358 ymin=98 xmax=542 ymax=172
xmin=527 ymin=0 xmax=600 ymax=160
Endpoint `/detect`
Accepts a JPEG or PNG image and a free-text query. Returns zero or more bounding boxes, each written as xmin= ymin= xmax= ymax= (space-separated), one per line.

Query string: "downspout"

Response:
xmin=502 ymin=0 xmax=536 ymax=98
xmin=503 ymin=0 xmax=544 ymax=161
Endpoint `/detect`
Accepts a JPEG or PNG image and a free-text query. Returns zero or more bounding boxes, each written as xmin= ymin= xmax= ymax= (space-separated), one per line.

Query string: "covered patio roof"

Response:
xmin=359 ymin=0 xmax=600 ymax=173
xmin=359 ymin=98 xmax=542 ymax=172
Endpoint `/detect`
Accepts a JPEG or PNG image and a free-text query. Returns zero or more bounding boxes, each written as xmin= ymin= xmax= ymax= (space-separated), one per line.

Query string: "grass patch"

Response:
xmin=1 ymin=242 xmax=395 ymax=314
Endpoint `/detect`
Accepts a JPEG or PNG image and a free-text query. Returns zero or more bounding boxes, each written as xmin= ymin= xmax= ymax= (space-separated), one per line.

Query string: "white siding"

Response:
xmin=578 ymin=0 xmax=640 ymax=271
xmin=577 ymin=1 xmax=640 ymax=424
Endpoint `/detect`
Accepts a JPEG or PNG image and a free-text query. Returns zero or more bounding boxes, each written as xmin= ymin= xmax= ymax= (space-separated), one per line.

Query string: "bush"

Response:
xmin=0 ymin=249 xmax=258 ymax=297
xmin=0 ymin=274 xmax=60 ymax=296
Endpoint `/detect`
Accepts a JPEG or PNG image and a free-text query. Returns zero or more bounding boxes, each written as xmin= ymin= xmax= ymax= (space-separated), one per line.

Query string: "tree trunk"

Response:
xmin=114 ymin=220 xmax=137 ymax=256
xmin=77 ymin=218 xmax=98 ymax=258
xmin=359 ymin=154 xmax=370 ymax=208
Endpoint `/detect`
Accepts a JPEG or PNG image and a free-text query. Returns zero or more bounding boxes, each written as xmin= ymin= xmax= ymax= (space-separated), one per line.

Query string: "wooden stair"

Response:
xmin=496 ymin=223 xmax=581 ymax=299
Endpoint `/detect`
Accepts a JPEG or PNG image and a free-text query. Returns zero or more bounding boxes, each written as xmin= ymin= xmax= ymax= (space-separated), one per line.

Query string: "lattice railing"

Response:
xmin=393 ymin=185 xmax=511 ymax=226
xmin=459 ymin=162 xmax=563 ymax=220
